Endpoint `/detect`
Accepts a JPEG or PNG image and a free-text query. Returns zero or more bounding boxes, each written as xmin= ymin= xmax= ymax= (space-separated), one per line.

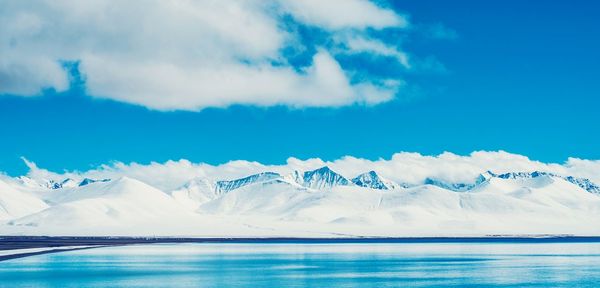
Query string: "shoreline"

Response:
xmin=3 ymin=235 xmax=600 ymax=262
xmin=0 ymin=246 xmax=106 ymax=262
xmin=3 ymin=235 xmax=600 ymax=249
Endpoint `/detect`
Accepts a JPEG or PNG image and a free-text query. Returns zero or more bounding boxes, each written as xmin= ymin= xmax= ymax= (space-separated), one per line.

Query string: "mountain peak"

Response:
xmin=475 ymin=171 xmax=497 ymax=184
xmin=314 ymin=166 xmax=333 ymax=173
xmin=352 ymin=171 xmax=393 ymax=190
xmin=301 ymin=166 xmax=350 ymax=190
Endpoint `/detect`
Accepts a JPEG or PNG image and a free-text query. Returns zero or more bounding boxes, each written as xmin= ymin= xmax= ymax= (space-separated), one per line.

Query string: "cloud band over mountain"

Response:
xmin=15 ymin=151 xmax=600 ymax=192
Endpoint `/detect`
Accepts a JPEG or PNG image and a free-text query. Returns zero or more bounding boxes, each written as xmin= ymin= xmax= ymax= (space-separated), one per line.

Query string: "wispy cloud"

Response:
xmin=424 ymin=23 xmax=459 ymax=40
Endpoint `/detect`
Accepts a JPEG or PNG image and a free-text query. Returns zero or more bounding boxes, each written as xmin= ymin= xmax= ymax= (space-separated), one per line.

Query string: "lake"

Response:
xmin=2 ymin=241 xmax=600 ymax=287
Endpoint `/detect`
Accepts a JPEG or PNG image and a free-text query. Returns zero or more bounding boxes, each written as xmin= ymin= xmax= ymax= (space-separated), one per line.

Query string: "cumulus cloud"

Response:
xmin=18 ymin=151 xmax=600 ymax=191
xmin=0 ymin=0 xmax=413 ymax=110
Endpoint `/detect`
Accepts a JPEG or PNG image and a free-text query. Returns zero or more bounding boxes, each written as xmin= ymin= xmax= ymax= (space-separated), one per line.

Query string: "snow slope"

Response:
xmin=9 ymin=177 xmax=192 ymax=227
xmin=0 ymin=179 xmax=49 ymax=220
xmin=4 ymin=177 xmax=278 ymax=236
xmin=170 ymin=178 xmax=217 ymax=210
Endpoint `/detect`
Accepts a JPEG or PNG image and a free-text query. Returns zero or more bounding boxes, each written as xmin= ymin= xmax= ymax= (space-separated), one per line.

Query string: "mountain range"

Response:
xmin=1 ymin=166 xmax=600 ymax=237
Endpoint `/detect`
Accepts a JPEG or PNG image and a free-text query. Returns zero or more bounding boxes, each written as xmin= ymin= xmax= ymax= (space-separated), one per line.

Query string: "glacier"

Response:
xmin=1 ymin=164 xmax=600 ymax=237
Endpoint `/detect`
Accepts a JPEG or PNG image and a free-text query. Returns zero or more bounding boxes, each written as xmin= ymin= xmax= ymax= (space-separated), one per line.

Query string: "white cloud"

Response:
xmin=325 ymin=151 xmax=570 ymax=184
xmin=0 ymin=0 xmax=409 ymax=110
xmin=19 ymin=157 xmax=58 ymax=181
xmin=337 ymin=34 xmax=410 ymax=68
xmin=563 ymin=158 xmax=600 ymax=182
xmin=0 ymin=55 xmax=69 ymax=95
xmin=80 ymin=50 xmax=398 ymax=109
xmin=278 ymin=0 xmax=407 ymax=30
xmin=19 ymin=151 xmax=600 ymax=191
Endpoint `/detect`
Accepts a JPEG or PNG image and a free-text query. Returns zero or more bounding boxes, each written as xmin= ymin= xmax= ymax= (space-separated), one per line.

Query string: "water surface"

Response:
xmin=2 ymin=242 xmax=600 ymax=287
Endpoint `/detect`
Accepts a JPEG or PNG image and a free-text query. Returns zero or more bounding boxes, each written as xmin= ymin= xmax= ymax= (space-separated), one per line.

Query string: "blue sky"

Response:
xmin=1 ymin=0 xmax=599 ymax=176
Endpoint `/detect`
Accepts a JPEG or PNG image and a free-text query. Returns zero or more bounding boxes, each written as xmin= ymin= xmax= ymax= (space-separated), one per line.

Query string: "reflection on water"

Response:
xmin=2 ymin=242 xmax=600 ymax=287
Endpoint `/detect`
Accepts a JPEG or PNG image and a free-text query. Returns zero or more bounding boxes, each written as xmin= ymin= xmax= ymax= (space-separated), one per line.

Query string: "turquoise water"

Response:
xmin=2 ymin=242 xmax=600 ymax=287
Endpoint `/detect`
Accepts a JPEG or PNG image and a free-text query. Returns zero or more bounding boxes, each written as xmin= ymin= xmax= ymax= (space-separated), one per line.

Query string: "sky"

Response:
xmin=1 ymin=0 xmax=599 ymax=176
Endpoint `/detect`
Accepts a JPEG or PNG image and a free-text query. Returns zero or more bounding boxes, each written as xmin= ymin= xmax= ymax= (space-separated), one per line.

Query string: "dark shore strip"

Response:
xmin=0 ymin=246 xmax=108 ymax=262
xmin=2 ymin=235 xmax=600 ymax=262
xmin=3 ymin=235 xmax=600 ymax=251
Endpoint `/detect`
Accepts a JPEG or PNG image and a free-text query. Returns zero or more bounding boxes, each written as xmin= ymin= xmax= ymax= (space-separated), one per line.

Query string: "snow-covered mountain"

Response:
xmin=16 ymin=176 xmax=114 ymax=190
xmin=215 ymin=172 xmax=281 ymax=194
xmin=0 ymin=179 xmax=49 ymax=220
xmin=170 ymin=178 xmax=216 ymax=210
xmin=298 ymin=166 xmax=351 ymax=189
xmin=351 ymin=171 xmax=396 ymax=190
xmin=424 ymin=177 xmax=475 ymax=192
xmin=419 ymin=170 xmax=600 ymax=195
xmin=2 ymin=167 xmax=600 ymax=237
xmin=486 ymin=171 xmax=600 ymax=194
xmin=79 ymin=178 xmax=111 ymax=187
xmin=17 ymin=176 xmax=78 ymax=190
